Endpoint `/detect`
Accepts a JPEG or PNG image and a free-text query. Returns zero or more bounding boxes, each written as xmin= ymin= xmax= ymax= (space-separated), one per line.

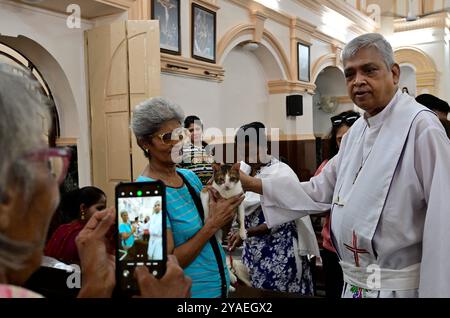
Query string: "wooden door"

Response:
xmin=87 ymin=20 xmax=160 ymax=200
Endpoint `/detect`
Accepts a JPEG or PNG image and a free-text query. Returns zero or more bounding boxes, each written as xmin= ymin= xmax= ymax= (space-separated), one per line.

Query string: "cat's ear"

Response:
xmin=212 ymin=163 xmax=221 ymax=172
xmin=231 ymin=162 xmax=240 ymax=171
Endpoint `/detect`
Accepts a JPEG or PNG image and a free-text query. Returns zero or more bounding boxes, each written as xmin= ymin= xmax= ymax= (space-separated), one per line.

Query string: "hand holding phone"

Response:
xmin=134 ymin=255 xmax=192 ymax=298
xmin=76 ymin=208 xmax=116 ymax=298
xmin=116 ymin=181 xmax=167 ymax=296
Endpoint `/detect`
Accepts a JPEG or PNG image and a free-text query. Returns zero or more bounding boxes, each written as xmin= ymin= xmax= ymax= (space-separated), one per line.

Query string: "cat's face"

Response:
xmin=212 ymin=163 xmax=240 ymax=191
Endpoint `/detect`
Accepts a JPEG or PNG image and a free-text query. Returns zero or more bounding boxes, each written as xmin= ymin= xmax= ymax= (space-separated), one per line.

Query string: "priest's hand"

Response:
xmin=134 ymin=255 xmax=192 ymax=298
xmin=239 ymin=172 xmax=263 ymax=194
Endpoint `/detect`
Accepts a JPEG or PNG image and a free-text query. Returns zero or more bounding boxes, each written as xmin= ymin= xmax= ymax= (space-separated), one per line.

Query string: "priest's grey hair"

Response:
xmin=342 ymin=33 xmax=395 ymax=69
xmin=131 ymin=97 xmax=184 ymax=138
xmin=0 ymin=62 xmax=51 ymax=270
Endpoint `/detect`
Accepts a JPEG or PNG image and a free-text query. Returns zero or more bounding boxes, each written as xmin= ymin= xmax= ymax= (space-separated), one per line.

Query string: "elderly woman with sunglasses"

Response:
xmin=0 ymin=64 xmax=191 ymax=298
xmin=131 ymin=97 xmax=244 ymax=298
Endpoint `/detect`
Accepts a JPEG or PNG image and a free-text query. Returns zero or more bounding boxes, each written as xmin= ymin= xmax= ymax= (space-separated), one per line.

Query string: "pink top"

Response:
xmin=0 ymin=284 xmax=43 ymax=298
xmin=313 ymin=160 xmax=336 ymax=253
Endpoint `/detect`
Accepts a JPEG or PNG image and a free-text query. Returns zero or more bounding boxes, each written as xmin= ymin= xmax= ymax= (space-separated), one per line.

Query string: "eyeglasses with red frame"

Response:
xmin=23 ymin=147 xmax=72 ymax=184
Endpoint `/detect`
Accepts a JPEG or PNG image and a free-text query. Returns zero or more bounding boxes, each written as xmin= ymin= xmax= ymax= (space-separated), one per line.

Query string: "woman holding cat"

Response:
xmin=130 ymin=97 xmax=244 ymax=298
xmin=228 ymin=122 xmax=319 ymax=295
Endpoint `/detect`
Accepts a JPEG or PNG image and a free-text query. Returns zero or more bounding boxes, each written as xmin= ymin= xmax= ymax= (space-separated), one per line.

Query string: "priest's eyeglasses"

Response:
xmin=23 ymin=147 xmax=72 ymax=184
xmin=331 ymin=113 xmax=360 ymax=127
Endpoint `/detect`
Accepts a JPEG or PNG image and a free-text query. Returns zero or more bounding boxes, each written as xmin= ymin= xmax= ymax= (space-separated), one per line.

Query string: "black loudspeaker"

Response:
xmin=286 ymin=95 xmax=303 ymax=116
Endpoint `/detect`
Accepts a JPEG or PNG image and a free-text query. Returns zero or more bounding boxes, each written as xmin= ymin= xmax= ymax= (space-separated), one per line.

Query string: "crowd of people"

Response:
xmin=1 ymin=32 xmax=450 ymax=299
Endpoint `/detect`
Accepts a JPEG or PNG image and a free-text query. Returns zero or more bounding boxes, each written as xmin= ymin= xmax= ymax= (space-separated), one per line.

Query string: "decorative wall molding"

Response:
xmin=394 ymin=12 xmax=450 ymax=32
xmin=191 ymin=0 xmax=220 ymax=12
xmin=96 ymin=0 xmax=136 ymax=10
xmin=228 ymin=0 xmax=351 ymax=47
xmin=394 ymin=47 xmax=438 ymax=95
xmin=228 ymin=0 xmax=291 ymax=26
xmin=312 ymin=31 xmax=346 ymax=48
xmin=291 ymin=17 xmax=316 ymax=45
xmin=297 ymin=0 xmax=377 ymax=34
xmin=128 ymin=0 xmax=150 ymax=20
xmin=251 ymin=10 xmax=268 ymax=43
xmin=311 ymin=53 xmax=343 ymax=83
xmin=161 ymin=53 xmax=225 ymax=82
xmin=268 ymin=80 xmax=316 ymax=95
xmin=217 ymin=24 xmax=291 ymax=80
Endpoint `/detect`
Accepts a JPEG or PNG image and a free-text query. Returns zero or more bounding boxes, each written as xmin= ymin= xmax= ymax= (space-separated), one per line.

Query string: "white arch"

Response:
xmin=217 ymin=24 xmax=289 ymax=80
xmin=0 ymin=35 xmax=79 ymax=138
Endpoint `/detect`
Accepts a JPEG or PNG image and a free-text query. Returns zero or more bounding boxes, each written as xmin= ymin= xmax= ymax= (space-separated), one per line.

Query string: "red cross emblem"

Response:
xmin=344 ymin=231 xmax=369 ymax=267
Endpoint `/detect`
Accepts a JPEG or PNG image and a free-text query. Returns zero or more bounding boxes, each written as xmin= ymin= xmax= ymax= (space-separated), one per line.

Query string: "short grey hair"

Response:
xmin=0 ymin=62 xmax=51 ymax=270
xmin=0 ymin=63 xmax=51 ymax=200
xmin=130 ymin=97 xmax=184 ymax=139
xmin=342 ymin=33 xmax=395 ymax=69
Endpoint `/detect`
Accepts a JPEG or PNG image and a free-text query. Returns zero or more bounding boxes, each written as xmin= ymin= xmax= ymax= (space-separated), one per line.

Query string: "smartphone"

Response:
xmin=115 ymin=181 xmax=167 ymax=296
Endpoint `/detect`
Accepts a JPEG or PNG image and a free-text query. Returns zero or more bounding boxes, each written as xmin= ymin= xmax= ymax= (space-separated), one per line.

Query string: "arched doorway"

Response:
xmin=0 ymin=37 xmax=79 ymax=191
xmin=394 ymin=47 xmax=437 ymax=95
xmin=0 ymin=42 xmax=59 ymax=146
xmin=220 ymin=42 xmax=283 ymax=130
xmin=313 ymin=66 xmax=354 ymax=165
xmin=313 ymin=66 xmax=353 ymax=137
xmin=399 ymin=64 xmax=417 ymax=96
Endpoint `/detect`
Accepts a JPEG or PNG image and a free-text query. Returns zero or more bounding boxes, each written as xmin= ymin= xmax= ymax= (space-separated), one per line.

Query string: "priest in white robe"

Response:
xmin=240 ymin=33 xmax=450 ymax=298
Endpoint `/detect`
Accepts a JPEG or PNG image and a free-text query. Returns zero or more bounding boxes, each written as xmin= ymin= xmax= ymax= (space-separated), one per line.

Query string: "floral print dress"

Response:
xmin=242 ymin=206 xmax=314 ymax=295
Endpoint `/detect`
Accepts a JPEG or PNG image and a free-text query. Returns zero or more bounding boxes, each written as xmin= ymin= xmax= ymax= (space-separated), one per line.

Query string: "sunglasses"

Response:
xmin=330 ymin=113 xmax=360 ymax=127
xmin=23 ymin=147 xmax=72 ymax=184
xmin=152 ymin=127 xmax=190 ymax=145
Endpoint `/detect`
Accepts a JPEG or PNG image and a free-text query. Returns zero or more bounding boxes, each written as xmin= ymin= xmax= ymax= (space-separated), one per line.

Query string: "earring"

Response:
xmin=81 ymin=210 xmax=86 ymax=221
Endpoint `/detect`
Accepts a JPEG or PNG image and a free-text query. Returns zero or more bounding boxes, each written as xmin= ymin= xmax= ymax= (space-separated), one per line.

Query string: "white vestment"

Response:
xmin=261 ymin=90 xmax=450 ymax=298
xmin=147 ymin=212 xmax=163 ymax=260
xmin=244 ymin=158 xmax=320 ymax=258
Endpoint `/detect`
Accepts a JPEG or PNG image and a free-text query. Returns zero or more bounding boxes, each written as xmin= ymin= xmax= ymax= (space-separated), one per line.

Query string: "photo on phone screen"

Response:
xmin=115 ymin=181 xmax=166 ymax=294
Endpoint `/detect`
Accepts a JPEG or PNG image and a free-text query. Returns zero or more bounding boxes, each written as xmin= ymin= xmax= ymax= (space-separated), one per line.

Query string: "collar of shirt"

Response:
xmin=364 ymin=89 xmax=401 ymax=129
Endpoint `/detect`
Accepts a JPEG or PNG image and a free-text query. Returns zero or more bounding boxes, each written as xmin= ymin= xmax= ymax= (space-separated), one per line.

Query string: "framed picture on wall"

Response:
xmin=191 ymin=3 xmax=216 ymax=63
xmin=151 ymin=0 xmax=181 ymax=55
xmin=297 ymin=43 xmax=310 ymax=82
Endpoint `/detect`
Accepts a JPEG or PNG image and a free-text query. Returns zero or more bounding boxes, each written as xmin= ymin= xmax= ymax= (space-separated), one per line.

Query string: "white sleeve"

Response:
xmin=261 ymin=159 xmax=337 ymax=228
xmin=414 ymin=117 xmax=450 ymax=298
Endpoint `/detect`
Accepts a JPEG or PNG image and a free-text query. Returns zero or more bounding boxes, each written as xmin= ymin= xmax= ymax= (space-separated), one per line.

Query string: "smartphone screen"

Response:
xmin=115 ymin=181 xmax=166 ymax=295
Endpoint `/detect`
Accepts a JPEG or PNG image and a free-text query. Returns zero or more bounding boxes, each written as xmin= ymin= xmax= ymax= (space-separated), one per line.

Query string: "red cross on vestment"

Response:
xmin=344 ymin=230 xmax=369 ymax=267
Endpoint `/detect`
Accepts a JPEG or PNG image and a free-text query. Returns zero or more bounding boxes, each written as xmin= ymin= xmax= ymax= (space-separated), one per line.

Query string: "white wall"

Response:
xmin=0 ymin=0 xmax=93 ymax=186
xmin=399 ymin=65 xmax=417 ymax=96
xmin=313 ymin=67 xmax=352 ymax=136
xmin=220 ymin=47 xmax=268 ymax=130
xmin=161 ymin=46 xmax=269 ymax=138
xmin=160 ymin=73 xmax=221 ymax=130
xmin=389 ymin=28 xmax=448 ymax=100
